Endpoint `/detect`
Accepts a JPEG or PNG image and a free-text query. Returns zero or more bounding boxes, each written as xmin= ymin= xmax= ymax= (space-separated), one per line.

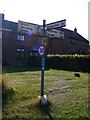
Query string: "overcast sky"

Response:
xmin=0 ymin=0 xmax=89 ymax=41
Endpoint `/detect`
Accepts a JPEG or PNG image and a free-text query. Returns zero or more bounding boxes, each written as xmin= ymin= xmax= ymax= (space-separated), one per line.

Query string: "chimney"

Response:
xmin=74 ymin=27 xmax=77 ymax=32
xmin=0 ymin=14 xmax=4 ymax=28
xmin=0 ymin=13 xmax=4 ymax=20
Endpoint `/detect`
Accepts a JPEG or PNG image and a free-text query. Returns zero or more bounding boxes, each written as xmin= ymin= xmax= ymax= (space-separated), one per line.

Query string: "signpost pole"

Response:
xmin=41 ymin=56 xmax=45 ymax=96
xmin=38 ymin=45 xmax=46 ymax=104
xmin=41 ymin=20 xmax=46 ymax=97
xmin=38 ymin=46 xmax=45 ymax=99
xmin=39 ymin=20 xmax=47 ymax=105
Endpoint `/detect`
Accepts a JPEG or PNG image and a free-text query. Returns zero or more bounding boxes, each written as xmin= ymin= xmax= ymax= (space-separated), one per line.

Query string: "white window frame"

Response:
xmin=17 ymin=34 xmax=25 ymax=41
xmin=17 ymin=48 xmax=25 ymax=59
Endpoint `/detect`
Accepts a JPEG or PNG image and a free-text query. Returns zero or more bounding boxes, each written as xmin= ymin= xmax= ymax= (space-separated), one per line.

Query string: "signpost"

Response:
xmin=42 ymin=37 xmax=48 ymax=46
xmin=18 ymin=19 xmax=66 ymax=38
xmin=46 ymin=19 xmax=66 ymax=30
xmin=46 ymin=29 xmax=64 ymax=39
xmin=38 ymin=19 xmax=66 ymax=105
xmin=38 ymin=20 xmax=48 ymax=105
xmin=18 ymin=19 xmax=66 ymax=105
xmin=38 ymin=46 xmax=45 ymax=56
xmin=18 ymin=20 xmax=42 ymax=35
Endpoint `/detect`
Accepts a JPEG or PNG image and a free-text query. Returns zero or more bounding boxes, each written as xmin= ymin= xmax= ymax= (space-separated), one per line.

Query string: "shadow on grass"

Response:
xmin=2 ymin=85 xmax=15 ymax=107
xmin=3 ymin=65 xmax=50 ymax=74
xmin=2 ymin=65 xmax=41 ymax=73
xmin=3 ymin=65 xmax=89 ymax=74
xmin=35 ymin=100 xmax=53 ymax=120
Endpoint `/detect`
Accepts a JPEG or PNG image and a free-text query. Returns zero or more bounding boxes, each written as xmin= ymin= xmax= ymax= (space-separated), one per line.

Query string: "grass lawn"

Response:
xmin=2 ymin=66 xmax=89 ymax=119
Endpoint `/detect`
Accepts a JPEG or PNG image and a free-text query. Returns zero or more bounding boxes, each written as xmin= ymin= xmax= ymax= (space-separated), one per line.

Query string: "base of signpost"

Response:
xmin=38 ymin=95 xmax=47 ymax=105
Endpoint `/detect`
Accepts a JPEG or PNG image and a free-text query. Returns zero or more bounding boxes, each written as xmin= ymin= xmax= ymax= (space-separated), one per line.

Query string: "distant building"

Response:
xmin=0 ymin=14 xmax=89 ymax=65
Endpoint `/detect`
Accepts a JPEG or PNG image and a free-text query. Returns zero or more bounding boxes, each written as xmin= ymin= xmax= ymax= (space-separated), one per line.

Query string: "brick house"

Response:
xmin=0 ymin=14 xmax=89 ymax=65
xmin=48 ymin=28 xmax=89 ymax=54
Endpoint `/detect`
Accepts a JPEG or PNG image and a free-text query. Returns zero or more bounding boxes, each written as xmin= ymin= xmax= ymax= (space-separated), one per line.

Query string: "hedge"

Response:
xmin=27 ymin=55 xmax=90 ymax=72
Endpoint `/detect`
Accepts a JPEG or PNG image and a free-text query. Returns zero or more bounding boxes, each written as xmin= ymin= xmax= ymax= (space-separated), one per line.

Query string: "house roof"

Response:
xmin=3 ymin=20 xmax=18 ymax=31
xmin=60 ymin=28 xmax=89 ymax=43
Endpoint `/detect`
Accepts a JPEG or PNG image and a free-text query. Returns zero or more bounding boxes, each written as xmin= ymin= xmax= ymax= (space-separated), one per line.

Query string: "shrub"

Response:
xmin=46 ymin=54 xmax=90 ymax=72
xmin=27 ymin=55 xmax=90 ymax=72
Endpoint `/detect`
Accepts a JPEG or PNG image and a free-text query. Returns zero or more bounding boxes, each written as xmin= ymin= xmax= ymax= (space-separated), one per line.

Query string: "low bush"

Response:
xmin=46 ymin=54 xmax=90 ymax=72
xmin=27 ymin=55 xmax=90 ymax=72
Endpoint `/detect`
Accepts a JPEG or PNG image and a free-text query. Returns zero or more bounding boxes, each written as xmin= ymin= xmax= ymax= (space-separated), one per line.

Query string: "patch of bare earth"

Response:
xmin=48 ymin=77 xmax=72 ymax=106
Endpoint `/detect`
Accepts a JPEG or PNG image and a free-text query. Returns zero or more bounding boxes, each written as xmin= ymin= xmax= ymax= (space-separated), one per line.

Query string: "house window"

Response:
xmin=30 ymin=49 xmax=38 ymax=56
xmin=17 ymin=48 xmax=25 ymax=59
xmin=17 ymin=34 xmax=25 ymax=41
